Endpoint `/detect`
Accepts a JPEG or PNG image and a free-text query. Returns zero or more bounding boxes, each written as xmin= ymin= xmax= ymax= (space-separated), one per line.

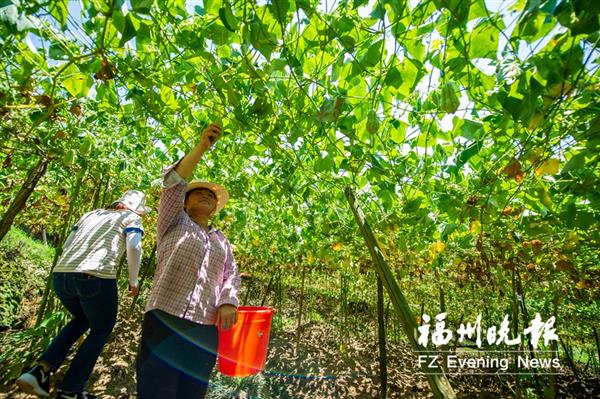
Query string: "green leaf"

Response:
xmin=250 ymin=20 xmax=276 ymax=60
xmin=339 ymin=35 xmax=356 ymax=51
xmin=206 ymin=23 xmax=231 ymax=46
xmin=160 ymin=85 xmax=178 ymax=110
xmin=403 ymin=28 xmax=426 ymax=60
xmin=561 ymin=153 xmax=586 ymax=174
xmin=384 ymin=67 xmax=402 ymax=89
xmin=113 ymin=12 xmax=137 ymax=46
xmin=131 ymin=0 xmax=154 ymax=14
xmin=389 ymin=118 xmax=406 ymax=144
xmin=517 ymin=11 xmax=557 ymax=43
xmin=362 ymin=40 xmax=384 ymax=68
xmin=396 ymin=58 xmax=421 ymax=98
xmin=49 ymin=42 xmax=68 ymax=60
xmin=370 ymin=0 xmax=385 ymax=19
xmin=434 ymin=0 xmax=470 ymax=24
xmin=48 ymin=0 xmax=68 ymax=29
xmin=62 ymin=149 xmax=76 ymax=166
xmin=469 ymin=18 xmax=501 ymax=58
xmin=468 ymin=0 xmax=488 ymax=20
xmin=555 ymin=0 xmax=600 ymax=35
xmin=456 ymin=141 xmax=483 ymax=168
xmin=271 ymin=0 xmax=290 ymax=25
xmin=575 ymin=211 xmax=596 ymax=229
xmin=61 ymin=64 xmax=93 ymax=98
xmin=461 ymin=119 xmax=483 ymax=140
xmin=315 ymin=154 xmax=334 ymax=172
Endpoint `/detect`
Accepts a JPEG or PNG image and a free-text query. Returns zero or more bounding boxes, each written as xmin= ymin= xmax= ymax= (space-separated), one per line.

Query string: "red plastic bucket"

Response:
xmin=217 ymin=306 xmax=275 ymax=377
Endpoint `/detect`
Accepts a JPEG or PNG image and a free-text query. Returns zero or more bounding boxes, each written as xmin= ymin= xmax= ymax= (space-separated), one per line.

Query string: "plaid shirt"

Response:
xmin=145 ymin=163 xmax=240 ymax=325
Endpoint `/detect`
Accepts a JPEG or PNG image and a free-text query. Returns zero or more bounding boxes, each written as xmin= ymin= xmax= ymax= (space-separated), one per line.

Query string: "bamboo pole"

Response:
xmin=260 ymin=273 xmax=275 ymax=307
xmin=377 ymin=276 xmax=388 ymax=399
xmin=593 ymin=326 xmax=600 ymax=372
xmin=549 ymin=292 xmax=558 ymax=399
xmin=515 ymin=271 xmax=543 ymax=396
xmin=295 ymin=261 xmax=306 ymax=355
xmin=511 ymin=268 xmax=522 ymax=398
xmin=345 ymin=187 xmax=456 ymax=399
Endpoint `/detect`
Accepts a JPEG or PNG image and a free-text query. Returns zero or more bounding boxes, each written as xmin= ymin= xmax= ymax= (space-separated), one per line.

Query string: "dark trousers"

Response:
xmin=136 ymin=309 xmax=218 ymax=399
xmin=39 ymin=273 xmax=118 ymax=392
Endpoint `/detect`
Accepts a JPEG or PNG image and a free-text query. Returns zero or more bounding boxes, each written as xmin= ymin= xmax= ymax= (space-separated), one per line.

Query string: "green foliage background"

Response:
xmin=0 ymin=0 xmax=598 ymax=357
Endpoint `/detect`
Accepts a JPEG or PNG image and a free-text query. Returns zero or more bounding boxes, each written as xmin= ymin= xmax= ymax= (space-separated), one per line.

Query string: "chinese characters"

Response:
xmin=417 ymin=313 xmax=558 ymax=349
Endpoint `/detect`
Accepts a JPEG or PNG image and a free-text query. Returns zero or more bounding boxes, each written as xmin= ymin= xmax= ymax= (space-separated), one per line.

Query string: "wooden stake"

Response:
xmin=377 ymin=276 xmax=388 ymax=399
xmin=295 ymin=261 xmax=306 ymax=355
xmin=345 ymin=187 xmax=456 ymax=399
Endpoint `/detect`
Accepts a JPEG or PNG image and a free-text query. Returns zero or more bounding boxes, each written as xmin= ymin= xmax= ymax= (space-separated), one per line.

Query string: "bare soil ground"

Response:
xmin=2 ymin=299 xmax=599 ymax=399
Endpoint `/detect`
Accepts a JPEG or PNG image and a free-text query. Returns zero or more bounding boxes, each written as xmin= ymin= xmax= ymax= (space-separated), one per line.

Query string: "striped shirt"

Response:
xmin=54 ymin=209 xmax=144 ymax=279
xmin=145 ymin=163 xmax=240 ymax=325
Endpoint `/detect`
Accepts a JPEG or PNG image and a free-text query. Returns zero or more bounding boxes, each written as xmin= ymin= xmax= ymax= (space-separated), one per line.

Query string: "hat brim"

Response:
xmin=186 ymin=181 xmax=229 ymax=214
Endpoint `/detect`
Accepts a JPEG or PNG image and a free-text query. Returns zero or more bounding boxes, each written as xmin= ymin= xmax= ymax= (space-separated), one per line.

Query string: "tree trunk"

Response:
xmin=377 ymin=276 xmax=387 ymax=399
xmin=0 ymin=157 xmax=48 ymax=243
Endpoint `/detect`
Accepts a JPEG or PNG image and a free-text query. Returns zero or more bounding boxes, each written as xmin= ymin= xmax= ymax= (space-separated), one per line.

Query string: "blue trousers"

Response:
xmin=39 ymin=273 xmax=118 ymax=392
xmin=136 ymin=309 xmax=218 ymax=399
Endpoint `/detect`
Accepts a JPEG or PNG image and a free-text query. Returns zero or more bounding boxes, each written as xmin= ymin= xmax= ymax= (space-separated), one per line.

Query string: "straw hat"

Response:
xmin=185 ymin=181 xmax=229 ymax=214
xmin=115 ymin=190 xmax=151 ymax=215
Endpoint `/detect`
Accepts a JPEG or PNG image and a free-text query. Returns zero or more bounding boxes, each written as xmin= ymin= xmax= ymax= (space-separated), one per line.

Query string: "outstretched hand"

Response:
xmin=174 ymin=122 xmax=223 ymax=180
xmin=199 ymin=123 xmax=222 ymax=153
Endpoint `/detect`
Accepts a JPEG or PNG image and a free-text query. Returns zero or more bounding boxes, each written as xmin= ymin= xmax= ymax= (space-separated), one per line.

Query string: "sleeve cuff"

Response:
xmin=163 ymin=160 xmax=187 ymax=189
xmin=124 ymin=227 xmax=144 ymax=236
xmin=217 ymin=297 xmax=239 ymax=308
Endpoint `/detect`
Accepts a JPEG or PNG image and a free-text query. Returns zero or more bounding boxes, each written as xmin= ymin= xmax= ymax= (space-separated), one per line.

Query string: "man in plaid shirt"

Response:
xmin=136 ymin=123 xmax=240 ymax=399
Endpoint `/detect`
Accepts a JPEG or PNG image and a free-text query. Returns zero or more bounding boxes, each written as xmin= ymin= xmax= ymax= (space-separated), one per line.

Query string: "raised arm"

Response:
xmin=174 ymin=123 xmax=222 ymax=180
xmin=157 ymin=123 xmax=222 ymax=240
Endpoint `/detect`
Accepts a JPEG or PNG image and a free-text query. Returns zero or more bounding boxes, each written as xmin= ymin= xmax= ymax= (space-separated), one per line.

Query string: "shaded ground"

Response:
xmin=1 ymin=294 xmax=599 ymax=398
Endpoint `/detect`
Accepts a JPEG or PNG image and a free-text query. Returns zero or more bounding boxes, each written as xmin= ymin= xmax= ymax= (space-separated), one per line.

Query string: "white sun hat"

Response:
xmin=186 ymin=181 xmax=229 ymax=214
xmin=115 ymin=190 xmax=151 ymax=215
